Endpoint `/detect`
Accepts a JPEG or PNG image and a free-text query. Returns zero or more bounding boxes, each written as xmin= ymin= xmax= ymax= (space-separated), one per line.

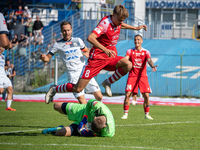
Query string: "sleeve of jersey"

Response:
xmin=92 ymin=22 xmax=106 ymax=38
xmin=0 ymin=13 xmax=9 ymax=35
xmin=125 ymin=49 xmax=132 ymax=57
xmin=146 ymin=50 xmax=151 ymax=58
xmin=48 ymin=43 xmax=58 ymax=56
xmin=84 ymin=99 xmax=101 ymax=117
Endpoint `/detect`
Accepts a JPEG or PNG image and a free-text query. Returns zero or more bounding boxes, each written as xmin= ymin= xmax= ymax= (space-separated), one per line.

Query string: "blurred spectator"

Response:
xmin=26 ymin=17 xmax=33 ymax=35
xmin=100 ymin=0 xmax=107 ymax=8
xmin=18 ymin=33 xmax=28 ymax=57
xmin=26 ymin=32 xmax=35 ymax=45
xmin=15 ymin=5 xmax=24 ymax=24
xmin=53 ymin=32 xmax=58 ymax=41
xmin=2 ymin=59 xmax=16 ymax=102
xmin=72 ymin=0 xmax=82 ymax=11
xmin=31 ymin=47 xmax=42 ymax=62
xmin=45 ymin=43 xmax=51 ymax=53
xmin=10 ymin=34 xmax=18 ymax=51
xmin=34 ymin=32 xmax=44 ymax=45
xmin=23 ymin=6 xmax=31 ymax=18
xmin=6 ymin=12 xmax=17 ymax=41
xmin=15 ymin=0 xmax=24 ymax=6
xmin=33 ymin=16 xmax=43 ymax=36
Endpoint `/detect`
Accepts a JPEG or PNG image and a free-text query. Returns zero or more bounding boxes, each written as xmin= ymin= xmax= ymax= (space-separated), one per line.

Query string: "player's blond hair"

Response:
xmin=91 ymin=116 xmax=106 ymax=133
xmin=113 ymin=5 xmax=129 ymax=19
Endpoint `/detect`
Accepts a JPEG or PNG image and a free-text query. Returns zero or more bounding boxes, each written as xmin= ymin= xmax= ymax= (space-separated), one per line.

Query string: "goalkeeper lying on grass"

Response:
xmin=42 ymin=99 xmax=115 ymax=137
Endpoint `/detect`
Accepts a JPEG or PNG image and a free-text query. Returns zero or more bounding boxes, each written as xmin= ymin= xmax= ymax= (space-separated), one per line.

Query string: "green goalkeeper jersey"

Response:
xmin=66 ymin=99 xmax=115 ymax=137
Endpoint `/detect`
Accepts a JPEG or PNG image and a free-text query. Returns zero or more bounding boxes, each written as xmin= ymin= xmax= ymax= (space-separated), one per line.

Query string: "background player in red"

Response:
xmin=45 ymin=5 xmax=147 ymax=101
xmin=121 ymin=35 xmax=157 ymax=120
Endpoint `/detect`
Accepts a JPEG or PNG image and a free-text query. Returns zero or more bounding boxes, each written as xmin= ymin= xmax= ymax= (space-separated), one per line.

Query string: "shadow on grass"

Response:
xmin=0 ymin=132 xmax=43 ymax=136
xmin=0 ymin=125 xmax=48 ymax=128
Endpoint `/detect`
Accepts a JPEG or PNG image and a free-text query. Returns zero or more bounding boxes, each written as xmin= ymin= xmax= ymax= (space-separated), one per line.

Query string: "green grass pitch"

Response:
xmin=0 ymin=101 xmax=200 ymax=150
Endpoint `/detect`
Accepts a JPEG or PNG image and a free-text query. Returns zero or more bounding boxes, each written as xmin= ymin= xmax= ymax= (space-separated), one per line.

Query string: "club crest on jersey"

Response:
xmin=73 ymin=43 xmax=77 ymax=47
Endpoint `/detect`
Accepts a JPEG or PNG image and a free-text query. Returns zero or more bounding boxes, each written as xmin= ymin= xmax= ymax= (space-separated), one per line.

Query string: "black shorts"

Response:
xmin=61 ymin=103 xmax=80 ymax=136
xmin=69 ymin=123 xmax=80 ymax=136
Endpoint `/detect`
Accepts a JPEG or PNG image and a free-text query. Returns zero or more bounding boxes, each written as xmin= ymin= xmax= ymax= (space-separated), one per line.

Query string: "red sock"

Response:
xmin=55 ymin=83 xmax=74 ymax=92
xmin=108 ymin=68 xmax=127 ymax=84
xmin=144 ymin=106 xmax=150 ymax=115
xmin=124 ymin=104 xmax=130 ymax=114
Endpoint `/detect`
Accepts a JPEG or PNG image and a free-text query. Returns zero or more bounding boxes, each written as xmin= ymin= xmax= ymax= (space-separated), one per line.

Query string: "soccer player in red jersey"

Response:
xmin=121 ymin=35 xmax=157 ymax=120
xmin=45 ymin=5 xmax=147 ymax=102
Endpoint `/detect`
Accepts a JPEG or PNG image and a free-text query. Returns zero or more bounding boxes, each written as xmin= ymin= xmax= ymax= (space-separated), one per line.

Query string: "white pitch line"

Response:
xmin=115 ymin=121 xmax=200 ymax=126
xmin=0 ymin=143 xmax=173 ymax=150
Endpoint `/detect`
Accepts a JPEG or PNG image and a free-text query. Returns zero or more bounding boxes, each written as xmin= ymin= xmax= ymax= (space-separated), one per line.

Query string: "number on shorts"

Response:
xmin=85 ymin=70 xmax=90 ymax=78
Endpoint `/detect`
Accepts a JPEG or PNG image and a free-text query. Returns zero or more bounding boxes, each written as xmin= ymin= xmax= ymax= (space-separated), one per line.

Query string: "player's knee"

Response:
xmin=125 ymin=92 xmax=132 ymax=99
xmin=96 ymin=95 xmax=103 ymax=101
xmin=127 ymin=61 xmax=132 ymax=71
xmin=7 ymin=87 xmax=13 ymax=94
xmin=75 ymin=88 xmax=83 ymax=93
xmin=0 ymin=88 xmax=4 ymax=94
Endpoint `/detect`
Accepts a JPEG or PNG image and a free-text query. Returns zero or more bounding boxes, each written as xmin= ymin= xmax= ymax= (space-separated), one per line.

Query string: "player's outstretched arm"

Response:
xmin=121 ymin=23 xmax=147 ymax=31
xmin=87 ymin=33 xmax=116 ymax=58
xmin=40 ymin=53 xmax=52 ymax=62
xmin=147 ymin=58 xmax=158 ymax=72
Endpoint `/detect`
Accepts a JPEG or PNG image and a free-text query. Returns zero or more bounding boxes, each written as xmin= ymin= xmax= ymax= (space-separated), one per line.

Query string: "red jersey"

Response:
xmin=126 ymin=47 xmax=151 ymax=77
xmin=90 ymin=15 xmax=121 ymax=59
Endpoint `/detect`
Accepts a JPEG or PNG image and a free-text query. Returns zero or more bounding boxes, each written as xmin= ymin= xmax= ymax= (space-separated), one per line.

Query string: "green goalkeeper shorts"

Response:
xmin=65 ymin=102 xmax=86 ymax=125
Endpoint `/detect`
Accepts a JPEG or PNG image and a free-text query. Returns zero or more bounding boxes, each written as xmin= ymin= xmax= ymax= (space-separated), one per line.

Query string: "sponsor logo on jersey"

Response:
xmin=135 ymin=58 xmax=142 ymax=62
xmin=142 ymin=52 xmax=144 ymax=55
xmin=94 ymin=25 xmax=103 ymax=34
xmin=65 ymin=49 xmax=79 ymax=60
xmin=3 ymin=20 xmax=6 ymax=24
xmin=65 ymin=42 xmax=72 ymax=45
xmin=136 ymin=53 xmax=140 ymax=56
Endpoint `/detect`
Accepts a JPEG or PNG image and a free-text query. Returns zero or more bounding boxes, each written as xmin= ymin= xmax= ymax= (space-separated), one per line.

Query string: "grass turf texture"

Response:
xmin=0 ymin=102 xmax=199 ymax=150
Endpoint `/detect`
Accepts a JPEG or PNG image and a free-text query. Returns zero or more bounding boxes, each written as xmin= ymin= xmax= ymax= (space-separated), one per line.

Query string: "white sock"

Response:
xmin=6 ymin=100 xmax=12 ymax=108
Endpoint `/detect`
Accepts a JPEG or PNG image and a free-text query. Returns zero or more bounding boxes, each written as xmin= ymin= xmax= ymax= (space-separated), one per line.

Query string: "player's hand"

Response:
xmin=152 ymin=65 xmax=158 ymax=72
xmin=139 ymin=25 xmax=147 ymax=31
xmin=104 ymin=49 xmax=116 ymax=58
xmin=10 ymin=64 xmax=14 ymax=68
xmin=40 ymin=54 xmax=46 ymax=61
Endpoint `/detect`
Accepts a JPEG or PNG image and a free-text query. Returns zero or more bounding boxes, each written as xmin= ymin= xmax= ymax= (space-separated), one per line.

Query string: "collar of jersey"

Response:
xmin=63 ymin=37 xmax=72 ymax=42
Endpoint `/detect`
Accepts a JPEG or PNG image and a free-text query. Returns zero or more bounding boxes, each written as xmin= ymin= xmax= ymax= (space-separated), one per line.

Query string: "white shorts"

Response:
xmin=0 ymin=76 xmax=12 ymax=89
xmin=69 ymin=77 xmax=100 ymax=98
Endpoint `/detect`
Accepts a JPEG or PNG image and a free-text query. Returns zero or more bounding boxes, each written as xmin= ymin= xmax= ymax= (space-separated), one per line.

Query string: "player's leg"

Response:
xmin=54 ymin=102 xmax=66 ymax=114
xmin=2 ymin=88 xmax=6 ymax=101
xmin=85 ymin=77 xmax=103 ymax=101
xmin=5 ymin=86 xmax=16 ymax=111
xmin=131 ymin=94 xmax=137 ymax=105
xmin=142 ymin=92 xmax=153 ymax=120
xmin=121 ymin=76 xmax=138 ymax=119
xmin=102 ymin=57 xmax=132 ymax=96
xmin=139 ymin=76 xmax=153 ymax=120
xmin=55 ymin=124 xmax=80 ymax=137
xmin=45 ymin=79 xmax=90 ymax=104
xmin=121 ymin=91 xmax=132 ymax=119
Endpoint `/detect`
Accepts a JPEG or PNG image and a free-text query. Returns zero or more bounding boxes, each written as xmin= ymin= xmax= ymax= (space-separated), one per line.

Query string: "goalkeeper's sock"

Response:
xmin=42 ymin=125 xmax=64 ymax=134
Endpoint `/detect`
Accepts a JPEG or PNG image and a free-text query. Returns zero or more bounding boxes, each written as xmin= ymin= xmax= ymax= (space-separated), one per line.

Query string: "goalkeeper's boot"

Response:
xmin=42 ymin=125 xmax=64 ymax=134
xmin=102 ymin=79 xmax=112 ymax=97
xmin=45 ymin=85 xmax=57 ymax=104
xmin=121 ymin=114 xmax=128 ymax=119
xmin=145 ymin=114 xmax=153 ymax=120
